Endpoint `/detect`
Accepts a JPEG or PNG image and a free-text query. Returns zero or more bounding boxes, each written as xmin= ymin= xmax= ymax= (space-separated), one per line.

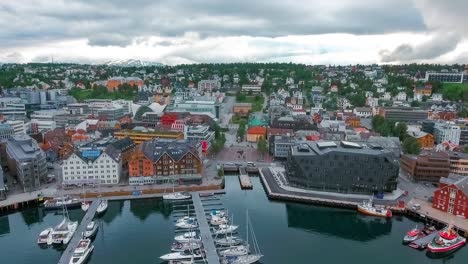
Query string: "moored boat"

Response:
xmin=96 ymin=200 xmax=108 ymax=215
xmin=81 ymin=202 xmax=90 ymax=212
xmin=51 ymin=218 xmax=78 ymax=245
xmin=210 ymin=215 xmax=229 ymax=226
xmin=214 ymin=225 xmax=238 ymax=235
xmin=43 ymin=197 xmax=81 ymax=210
xmin=163 ymin=192 xmax=192 ymax=200
xmin=171 ymin=242 xmax=202 ymax=252
xmin=357 ymin=197 xmax=392 ymax=218
xmin=216 ymin=236 xmax=244 ymax=246
xmin=220 ymin=244 xmax=250 ymax=257
xmin=403 ymin=226 xmax=424 ymax=244
xmin=175 ymin=232 xmax=201 ymax=243
xmin=427 ymin=225 xmax=466 ymax=254
xmin=175 ymin=218 xmax=198 ymax=229
xmin=69 ymin=238 xmax=94 ymax=264
xmin=221 ymin=254 xmax=263 ymax=264
xmin=83 ymin=221 xmax=98 ymax=239
xmin=37 ymin=227 xmax=53 ymax=245
xmin=160 ymin=249 xmax=204 ymax=261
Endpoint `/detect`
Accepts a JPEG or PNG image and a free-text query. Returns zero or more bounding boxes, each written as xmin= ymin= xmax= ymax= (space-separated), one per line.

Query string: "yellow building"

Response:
xmin=114 ymin=129 xmax=184 ymax=144
xmin=408 ymin=131 xmax=434 ymax=149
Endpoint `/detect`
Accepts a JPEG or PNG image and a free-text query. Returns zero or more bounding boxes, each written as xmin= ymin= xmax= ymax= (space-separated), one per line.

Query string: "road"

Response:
xmin=220 ymin=96 xmax=235 ymax=128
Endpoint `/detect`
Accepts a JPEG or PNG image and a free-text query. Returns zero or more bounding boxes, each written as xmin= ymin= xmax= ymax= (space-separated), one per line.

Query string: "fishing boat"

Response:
xmin=175 ymin=218 xmax=198 ymax=229
xmin=69 ymin=238 xmax=94 ymax=264
xmin=37 ymin=227 xmax=53 ymax=245
xmin=96 ymin=200 xmax=108 ymax=215
xmin=214 ymin=225 xmax=239 ymax=235
xmin=427 ymin=225 xmax=466 ymax=254
xmin=160 ymin=249 xmax=204 ymax=261
xmin=403 ymin=226 xmax=425 ymax=244
xmin=211 ymin=215 xmax=229 ymax=226
xmin=357 ymin=197 xmax=392 ymax=218
xmin=51 ymin=217 xmax=78 ymax=245
xmin=43 ymin=196 xmax=81 ymax=210
xmin=175 ymin=232 xmax=201 ymax=243
xmin=163 ymin=192 xmax=192 ymax=200
xmin=171 ymin=242 xmax=202 ymax=252
xmin=83 ymin=221 xmax=98 ymax=239
xmin=220 ymin=245 xmax=250 ymax=257
xmin=216 ymin=236 xmax=244 ymax=246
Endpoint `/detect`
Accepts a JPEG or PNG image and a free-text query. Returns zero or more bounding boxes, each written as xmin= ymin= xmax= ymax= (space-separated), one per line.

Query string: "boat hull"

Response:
xmin=357 ymin=206 xmax=391 ymax=218
xmin=427 ymin=239 xmax=466 ymax=253
xmin=44 ymin=202 xmax=81 ymax=210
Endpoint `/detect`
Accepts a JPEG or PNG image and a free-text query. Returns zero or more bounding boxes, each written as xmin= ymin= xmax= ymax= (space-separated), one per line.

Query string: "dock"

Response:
xmin=238 ymin=167 xmax=253 ymax=189
xmin=409 ymin=231 xmax=438 ymax=249
xmin=192 ymin=193 xmax=220 ymax=264
xmin=57 ymin=199 xmax=101 ymax=264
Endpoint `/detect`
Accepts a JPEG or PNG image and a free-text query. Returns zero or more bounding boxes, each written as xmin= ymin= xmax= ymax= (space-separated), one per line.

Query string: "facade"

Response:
xmin=31 ymin=119 xmax=56 ymax=133
xmin=434 ymin=123 xmax=461 ymax=145
xmin=96 ymin=107 xmax=125 ymax=120
xmin=128 ymin=139 xmax=202 ymax=185
xmin=246 ymin=126 xmax=267 ymax=142
xmin=232 ymin=103 xmax=252 ymax=117
xmin=114 ymin=129 xmax=184 ymax=144
xmin=448 ymin=152 xmax=468 ymax=177
xmin=171 ymin=99 xmax=220 ymax=119
xmin=273 ymin=136 xmax=295 ymax=158
xmin=433 ymin=175 xmax=468 ymax=218
xmin=241 ymin=84 xmax=262 ymax=94
xmin=400 ymin=153 xmax=450 ymax=182
xmin=0 ymin=167 xmax=5 ymax=200
xmin=6 ymin=120 xmax=26 ymax=135
xmin=425 ymin=71 xmax=468 ymax=83
xmin=407 ymin=131 xmax=434 ymax=148
xmin=353 ymin=107 xmax=372 ymax=118
xmin=459 ymin=123 xmax=468 ymax=146
xmin=271 ymin=116 xmax=314 ymax=131
xmin=379 ymin=107 xmax=428 ymax=122
xmin=184 ymin=125 xmax=215 ymax=152
xmin=286 ymin=141 xmax=399 ymax=194
xmin=6 ymin=135 xmax=47 ymax=191
xmin=198 ymin=80 xmax=221 ymax=92
xmin=62 ymin=148 xmax=122 ymax=185
xmin=106 ymin=77 xmax=144 ymax=91
xmin=0 ymin=123 xmax=14 ymax=140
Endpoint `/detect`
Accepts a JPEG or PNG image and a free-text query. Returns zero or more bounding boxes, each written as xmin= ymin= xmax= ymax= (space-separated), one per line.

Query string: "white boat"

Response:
xmin=69 ymin=238 xmax=94 ymax=264
xmin=160 ymin=250 xmax=204 ymax=261
xmin=37 ymin=227 xmax=53 ymax=245
xmin=210 ymin=215 xmax=229 ymax=226
xmin=96 ymin=200 xmax=108 ymax=215
xmin=220 ymin=245 xmax=250 ymax=257
xmin=171 ymin=242 xmax=202 ymax=252
xmin=163 ymin=192 xmax=192 ymax=200
xmin=43 ymin=197 xmax=81 ymax=210
xmin=175 ymin=232 xmax=201 ymax=243
xmin=357 ymin=197 xmax=392 ymax=218
xmin=175 ymin=218 xmax=198 ymax=229
xmin=176 ymin=216 xmax=196 ymax=223
xmin=214 ymin=225 xmax=239 ymax=235
xmin=215 ymin=236 xmax=244 ymax=246
xmin=83 ymin=221 xmax=98 ymax=239
xmin=209 ymin=210 xmax=226 ymax=218
xmin=81 ymin=202 xmax=90 ymax=212
xmin=51 ymin=218 xmax=78 ymax=245
xmin=221 ymin=254 xmax=263 ymax=264
xmin=169 ymin=259 xmax=195 ymax=264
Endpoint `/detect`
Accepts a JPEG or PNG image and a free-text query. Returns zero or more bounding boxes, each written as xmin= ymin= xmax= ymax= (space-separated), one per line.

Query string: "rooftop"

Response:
xmin=291 ymin=140 xmax=394 ymax=157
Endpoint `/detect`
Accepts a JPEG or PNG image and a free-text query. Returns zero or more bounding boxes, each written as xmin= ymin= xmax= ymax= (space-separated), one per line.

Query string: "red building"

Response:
xmin=161 ymin=113 xmax=180 ymax=126
xmin=432 ymin=175 xmax=468 ymax=218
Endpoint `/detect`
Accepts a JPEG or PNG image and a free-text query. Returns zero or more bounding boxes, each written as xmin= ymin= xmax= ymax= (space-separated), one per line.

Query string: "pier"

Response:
xmin=238 ymin=167 xmax=253 ymax=189
xmin=58 ymin=199 xmax=101 ymax=264
xmin=409 ymin=231 xmax=438 ymax=249
xmin=192 ymin=193 xmax=220 ymax=264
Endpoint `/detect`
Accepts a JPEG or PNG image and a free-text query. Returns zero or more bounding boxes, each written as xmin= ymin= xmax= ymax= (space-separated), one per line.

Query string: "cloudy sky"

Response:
xmin=0 ymin=0 xmax=467 ymax=65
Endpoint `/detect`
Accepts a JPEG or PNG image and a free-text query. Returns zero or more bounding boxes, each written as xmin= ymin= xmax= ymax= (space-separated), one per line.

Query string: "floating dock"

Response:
xmin=192 ymin=193 xmax=220 ymax=264
xmin=409 ymin=232 xmax=438 ymax=249
xmin=58 ymin=199 xmax=101 ymax=264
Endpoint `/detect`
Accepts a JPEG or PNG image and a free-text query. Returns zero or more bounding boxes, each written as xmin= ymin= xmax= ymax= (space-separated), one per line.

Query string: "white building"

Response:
xmin=381 ymin=92 xmax=392 ymax=101
xmin=353 ymin=107 xmax=372 ymax=118
xmin=366 ymin=97 xmax=379 ymax=108
xmin=376 ymin=87 xmax=386 ymax=93
xmin=6 ymin=120 xmax=26 ymax=135
xmin=434 ymin=123 xmax=461 ymax=145
xmin=31 ymin=119 xmax=56 ymax=133
xmin=62 ymin=149 xmax=121 ymax=185
xmin=394 ymin=92 xmax=407 ymax=101
xmin=432 ymin=93 xmax=443 ymax=102
xmin=337 ymin=98 xmax=352 ymax=109
xmin=413 ymin=93 xmax=423 ymax=102
xmin=241 ymin=84 xmax=262 ymax=94
xmin=198 ymin=80 xmax=221 ymax=92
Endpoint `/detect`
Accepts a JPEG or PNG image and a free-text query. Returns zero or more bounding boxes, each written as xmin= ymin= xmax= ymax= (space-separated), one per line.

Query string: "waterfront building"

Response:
xmin=246 ymin=126 xmax=267 ymax=142
xmin=114 ymin=128 xmax=184 ymax=144
xmin=434 ymin=123 xmax=461 ymax=145
xmin=272 ymin=136 xmax=296 ymax=158
xmin=105 ymin=137 xmax=136 ymax=168
xmin=379 ymin=107 xmax=428 ymax=122
xmin=184 ymin=125 xmax=215 ymax=153
xmin=0 ymin=123 xmax=14 ymax=140
xmin=6 ymin=135 xmax=47 ymax=191
xmin=400 ymin=152 xmax=450 ymax=182
xmin=286 ymin=141 xmax=399 ymax=194
xmin=62 ymin=148 xmax=122 ymax=185
xmin=448 ymin=152 xmax=468 ymax=177
xmin=433 ymin=175 xmax=468 ymax=218
xmin=128 ymin=139 xmax=202 ymax=185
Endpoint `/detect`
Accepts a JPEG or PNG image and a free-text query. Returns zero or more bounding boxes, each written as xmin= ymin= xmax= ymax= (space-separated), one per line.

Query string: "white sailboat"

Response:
xmin=215 ymin=236 xmax=244 ymax=246
xmin=160 ymin=249 xmax=204 ymax=261
xmin=51 ymin=196 xmax=78 ymax=245
xmin=37 ymin=228 xmax=53 ymax=245
xmin=213 ymin=224 xmax=239 ymax=235
xmin=171 ymin=242 xmax=202 ymax=252
xmin=210 ymin=215 xmax=229 ymax=226
xmin=175 ymin=218 xmax=198 ymax=229
xmin=82 ymin=221 xmax=98 ymax=239
xmin=175 ymin=232 xmax=202 ymax=243
xmin=163 ymin=178 xmax=191 ymax=200
xmin=69 ymin=238 xmax=94 ymax=264
xmin=96 ymin=200 xmax=108 ymax=215
xmin=81 ymin=185 xmax=89 ymax=212
xmin=220 ymin=245 xmax=250 ymax=257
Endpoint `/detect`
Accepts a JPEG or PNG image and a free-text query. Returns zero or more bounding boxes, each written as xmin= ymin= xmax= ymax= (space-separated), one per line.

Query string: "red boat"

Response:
xmin=427 ymin=225 xmax=466 ymax=254
xmin=403 ymin=226 xmax=425 ymax=244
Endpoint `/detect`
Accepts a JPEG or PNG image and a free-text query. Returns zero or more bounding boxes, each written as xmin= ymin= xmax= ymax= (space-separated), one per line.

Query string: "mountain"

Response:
xmin=104 ymin=59 xmax=164 ymax=67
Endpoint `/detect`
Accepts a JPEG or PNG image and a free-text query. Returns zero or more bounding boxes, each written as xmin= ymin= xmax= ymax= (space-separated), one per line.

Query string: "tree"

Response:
xmin=257 ymin=136 xmax=268 ymax=156
xmin=372 ymin=115 xmax=385 ymax=130
xmin=464 ymin=145 xmax=468 ymax=154
xmin=393 ymin=122 xmax=408 ymax=141
xmin=237 ymin=121 xmax=247 ymax=140
xmin=402 ymin=137 xmax=421 ymax=155
xmin=410 ymin=100 xmax=420 ymax=107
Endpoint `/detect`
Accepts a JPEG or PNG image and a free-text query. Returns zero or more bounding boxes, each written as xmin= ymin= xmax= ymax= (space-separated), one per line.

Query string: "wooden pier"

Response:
xmin=192 ymin=193 xmax=220 ymax=264
xmin=57 ymin=199 xmax=101 ymax=264
xmin=238 ymin=167 xmax=253 ymax=189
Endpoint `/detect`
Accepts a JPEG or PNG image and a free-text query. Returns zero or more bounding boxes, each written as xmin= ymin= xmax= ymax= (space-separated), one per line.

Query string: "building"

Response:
xmin=5 ymin=120 xmax=26 ymax=135
xmin=379 ymin=107 xmax=428 ymax=122
xmin=198 ymin=80 xmax=221 ymax=92
xmin=459 ymin=122 xmax=468 ymax=146
xmin=105 ymin=137 xmax=137 ymax=168
xmin=232 ymin=103 xmax=252 ymax=117
xmin=425 ymin=71 xmax=468 ymax=83
xmin=106 ymin=77 xmax=144 ymax=91
xmin=31 ymin=119 xmax=56 ymax=133
xmin=286 ymin=141 xmax=399 ymax=194
xmin=171 ymin=98 xmax=220 ymax=119
xmin=0 ymin=167 xmax=5 ymax=200
xmin=353 ymin=107 xmax=372 ymax=118
xmin=241 ymin=84 xmax=262 ymax=94
xmin=400 ymin=152 xmax=450 ymax=182
xmin=62 ymin=148 xmax=122 ymax=185
xmin=345 ymin=116 xmax=361 ymax=128
xmin=6 ymin=135 xmax=47 ymax=191
xmin=114 ymin=129 xmax=184 ymax=144
xmin=272 ymin=136 xmax=295 ymax=158
xmin=184 ymin=125 xmax=214 ymax=153
xmin=95 ymin=106 xmax=125 ymax=120
xmin=432 ymin=175 xmax=468 ymax=218
xmin=434 ymin=123 xmax=461 ymax=145
xmin=413 ymin=83 xmax=432 ymax=96
xmin=0 ymin=97 xmax=26 ymax=119
xmin=271 ymin=116 xmax=314 ymax=131
xmin=0 ymin=123 xmax=14 ymax=140
xmin=31 ymin=110 xmax=68 ymax=122
xmin=246 ymin=126 xmax=267 ymax=142
xmin=128 ymin=139 xmax=202 ymax=185
xmin=448 ymin=152 xmax=468 ymax=177
xmin=407 ymin=130 xmax=434 ymax=148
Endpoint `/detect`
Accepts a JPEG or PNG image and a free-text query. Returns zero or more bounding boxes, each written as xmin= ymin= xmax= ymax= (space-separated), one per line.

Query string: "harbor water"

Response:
xmin=0 ymin=176 xmax=467 ymax=264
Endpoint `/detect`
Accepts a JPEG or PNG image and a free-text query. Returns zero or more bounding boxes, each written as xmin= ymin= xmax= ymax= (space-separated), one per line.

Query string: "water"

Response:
xmin=0 ymin=176 xmax=466 ymax=264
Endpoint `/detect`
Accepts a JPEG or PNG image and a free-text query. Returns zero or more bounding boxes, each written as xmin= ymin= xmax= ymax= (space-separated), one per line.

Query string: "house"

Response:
xmin=407 ymin=130 xmax=434 ymax=148
xmin=381 ymin=92 xmax=391 ymax=101
xmin=432 ymin=175 xmax=468 ymax=218
xmin=246 ymin=126 xmax=267 ymax=142
xmin=394 ymin=92 xmax=407 ymax=101
xmin=366 ymin=97 xmax=379 ymax=108
xmin=232 ymin=103 xmax=252 ymax=117
xmin=432 ymin=93 xmax=443 ymax=102
xmin=241 ymin=84 xmax=262 ymax=94
xmin=353 ymin=107 xmax=372 ymax=118
xmin=414 ymin=83 xmax=432 ymax=96
xmin=337 ymin=98 xmax=351 ymax=109
xmin=345 ymin=116 xmax=361 ymax=128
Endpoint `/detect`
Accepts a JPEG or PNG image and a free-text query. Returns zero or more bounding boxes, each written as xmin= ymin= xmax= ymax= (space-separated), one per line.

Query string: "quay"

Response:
xmin=410 ymin=231 xmax=438 ymax=249
xmin=58 ymin=199 xmax=101 ymax=264
xmin=192 ymin=193 xmax=220 ymax=264
xmin=238 ymin=167 xmax=253 ymax=189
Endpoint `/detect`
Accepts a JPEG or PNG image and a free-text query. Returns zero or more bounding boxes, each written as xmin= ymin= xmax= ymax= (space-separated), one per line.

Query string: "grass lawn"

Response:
xmin=230 ymin=115 xmax=248 ymax=124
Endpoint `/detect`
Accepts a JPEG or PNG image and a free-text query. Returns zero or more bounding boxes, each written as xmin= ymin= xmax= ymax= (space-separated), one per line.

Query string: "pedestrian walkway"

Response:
xmin=192 ymin=193 xmax=220 ymax=264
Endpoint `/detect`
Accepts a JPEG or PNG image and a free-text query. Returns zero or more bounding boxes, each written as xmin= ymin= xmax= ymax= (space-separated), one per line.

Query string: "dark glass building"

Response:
xmin=286 ymin=141 xmax=399 ymax=194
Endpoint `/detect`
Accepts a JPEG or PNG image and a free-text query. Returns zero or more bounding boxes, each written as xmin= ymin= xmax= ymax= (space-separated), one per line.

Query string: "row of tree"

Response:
xmin=372 ymin=116 xmax=421 ymax=154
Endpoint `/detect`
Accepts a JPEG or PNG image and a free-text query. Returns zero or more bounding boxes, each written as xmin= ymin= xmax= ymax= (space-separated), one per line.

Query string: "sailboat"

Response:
xmin=51 ymin=196 xmax=78 ymax=245
xmin=96 ymin=182 xmax=108 ymax=215
xmin=221 ymin=211 xmax=263 ymax=264
xmin=81 ymin=185 xmax=89 ymax=212
xmin=163 ymin=177 xmax=191 ymax=200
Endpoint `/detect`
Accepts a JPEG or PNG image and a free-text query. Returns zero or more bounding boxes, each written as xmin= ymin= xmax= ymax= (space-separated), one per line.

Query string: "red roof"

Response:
xmin=247 ymin=126 xmax=267 ymax=135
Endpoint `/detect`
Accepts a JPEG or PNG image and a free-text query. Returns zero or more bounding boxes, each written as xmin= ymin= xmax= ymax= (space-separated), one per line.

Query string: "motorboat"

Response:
xmin=220 ymin=245 xmax=250 ymax=257
xmin=171 ymin=242 xmax=202 ymax=252
xmin=51 ymin=218 xmax=78 ymax=245
xmin=163 ymin=192 xmax=192 ymax=200
xmin=423 ymin=225 xmax=437 ymax=234
xmin=96 ymin=200 xmax=108 ymax=215
xmin=210 ymin=215 xmax=229 ymax=226
xmin=176 ymin=216 xmax=196 ymax=223
xmin=83 ymin=221 xmax=98 ymax=239
xmin=208 ymin=210 xmax=226 ymax=219
xmin=403 ymin=226 xmax=424 ymax=244
xmin=69 ymin=238 xmax=94 ymax=264
xmin=81 ymin=201 xmax=90 ymax=212
xmin=215 ymin=236 xmax=244 ymax=246
xmin=221 ymin=254 xmax=263 ymax=264
xmin=169 ymin=260 xmax=195 ymax=264
xmin=357 ymin=197 xmax=392 ymax=218
xmin=175 ymin=232 xmax=202 ymax=243
xmin=160 ymin=249 xmax=204 ymax=261
xmin=214 ymin=225 xmax=239 ymax=235
xmin=43 ymin=197 xmax=81 ymax=210
xmin=37 ymin=227 xmax=53 ymax=245
xmin=175 ymin=218 xmax=198 ymax=229
xmin=427 ymin=225 xmax=466 ymax=254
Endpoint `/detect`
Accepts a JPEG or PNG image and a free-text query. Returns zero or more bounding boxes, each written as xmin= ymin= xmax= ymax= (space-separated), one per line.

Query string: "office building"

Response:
xmin=241 ymin=84 xmax=262 ymax=94
xmin=198 ymin=80 xmax=221 ymax=92
xmin=379 ymin=107 xmax=428 ymax=122
xmin=272 ymin=136 xmax=295 ymax=158
xmin=114 ymin=128 xmax=184 ymax=144
xmin=0 ymin=97 xmax=26 ymax=119
xmin=400 ymin=152 xmax=450 ymax=182
xmin=184 ymin=125 xmax=215 ymax=153
xmin=0 ymin=123 xmax=14 ymax=140
xmin=448 ymin=152 xmax=468 ymax=177
xmin=425 ymin=71 xmax=468 ymax=83
xmin=434 ymin=123 xmax=461 ymax=145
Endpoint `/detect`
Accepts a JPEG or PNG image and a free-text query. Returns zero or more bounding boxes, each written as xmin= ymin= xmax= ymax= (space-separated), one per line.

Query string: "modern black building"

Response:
xmin=286 ymin=141 xmax=399 ymax=195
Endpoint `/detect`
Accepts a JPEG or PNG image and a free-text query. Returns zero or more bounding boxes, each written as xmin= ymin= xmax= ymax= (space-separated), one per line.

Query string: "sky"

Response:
xmin=0 ymin=0 xmax=467 ymax=65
